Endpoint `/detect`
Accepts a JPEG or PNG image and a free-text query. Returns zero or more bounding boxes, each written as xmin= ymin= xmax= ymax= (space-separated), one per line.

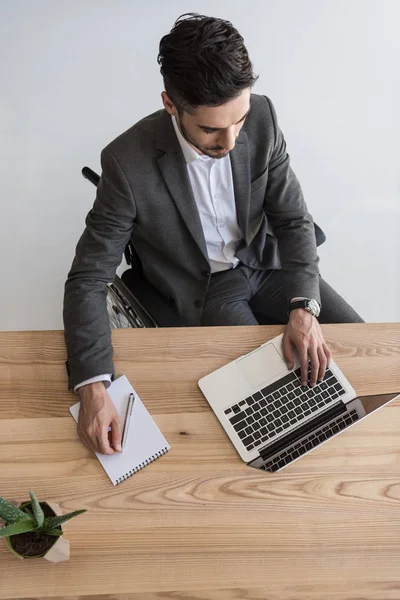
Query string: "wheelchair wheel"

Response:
xmin=106 ymin=276 xmax=157 ymax=328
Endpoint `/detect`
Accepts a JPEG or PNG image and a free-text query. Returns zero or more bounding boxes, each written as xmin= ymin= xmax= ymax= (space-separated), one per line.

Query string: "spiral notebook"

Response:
xmin=69 ymin=375 xmax=170 ymax=485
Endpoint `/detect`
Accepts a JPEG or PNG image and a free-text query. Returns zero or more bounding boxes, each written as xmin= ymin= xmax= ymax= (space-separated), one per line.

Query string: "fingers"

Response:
xmin=317 ymin=345 xmax=328 ymax=382
xmin=111 ymin=418 xmax=122 ymax=452
xmin=282 ymin=334 xmax=294 ymax=370
xmin=298 ymin=343 xmax=309 ymax=387
xmin=308 ymin=342 xmax=320 ymax=387
xmin=96 ymin=429 xmax=115 ymax=455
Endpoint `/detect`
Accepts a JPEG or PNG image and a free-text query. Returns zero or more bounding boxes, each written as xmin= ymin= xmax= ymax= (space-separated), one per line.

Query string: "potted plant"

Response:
xmin=0 ymin=490 xmax=86 ymax=563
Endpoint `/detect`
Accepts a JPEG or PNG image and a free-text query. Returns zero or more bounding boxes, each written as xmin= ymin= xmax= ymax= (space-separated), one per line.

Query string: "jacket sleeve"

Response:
xmin=263 ymin=95 xmax=321 ymax=306
xmin=63 ymin=147 xmax=136 ymax=391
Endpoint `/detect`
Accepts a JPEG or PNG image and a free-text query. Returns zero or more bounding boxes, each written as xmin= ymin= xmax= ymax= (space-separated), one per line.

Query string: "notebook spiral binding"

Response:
xmin=115 ymin=446 xmax=169 ymax=485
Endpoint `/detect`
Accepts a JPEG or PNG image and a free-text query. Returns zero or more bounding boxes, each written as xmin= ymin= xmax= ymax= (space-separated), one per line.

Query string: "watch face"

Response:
xmin=309 ymin=298 xmax=320 ymax=316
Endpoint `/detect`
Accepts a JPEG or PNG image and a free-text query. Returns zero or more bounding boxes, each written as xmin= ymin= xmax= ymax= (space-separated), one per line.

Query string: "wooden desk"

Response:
xmin=0 ymin=324 xmax=399 ymax=600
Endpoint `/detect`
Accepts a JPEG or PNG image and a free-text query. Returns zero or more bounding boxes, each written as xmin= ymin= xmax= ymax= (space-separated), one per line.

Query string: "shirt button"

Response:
xmin=195 ymin=300 xmax=203 ymax=308
xmin=202 ymin=270 xmax=211 ymax=277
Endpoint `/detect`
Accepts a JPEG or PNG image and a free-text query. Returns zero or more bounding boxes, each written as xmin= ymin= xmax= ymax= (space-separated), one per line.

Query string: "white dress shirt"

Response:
xmin=74 ymin=113 xmax=305 ymax=392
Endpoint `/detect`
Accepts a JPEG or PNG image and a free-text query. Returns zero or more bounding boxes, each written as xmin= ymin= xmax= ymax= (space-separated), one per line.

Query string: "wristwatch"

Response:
xmin=288 ymin=298 xmax=321 ymax=318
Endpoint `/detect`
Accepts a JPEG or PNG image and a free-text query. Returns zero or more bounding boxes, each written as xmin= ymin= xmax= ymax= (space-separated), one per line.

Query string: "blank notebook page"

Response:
xmin=69 ymin=375 xmax=170 ymax=485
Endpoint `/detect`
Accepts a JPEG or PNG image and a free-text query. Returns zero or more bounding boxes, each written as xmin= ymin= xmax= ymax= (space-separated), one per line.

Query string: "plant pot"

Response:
xmin=4 ymin=500 xmax=70 ymax=563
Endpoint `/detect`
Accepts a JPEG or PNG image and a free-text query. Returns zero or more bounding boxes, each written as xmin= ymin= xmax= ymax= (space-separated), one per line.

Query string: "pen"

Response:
xmin=121 ymin=393 xmax=135 ymax=450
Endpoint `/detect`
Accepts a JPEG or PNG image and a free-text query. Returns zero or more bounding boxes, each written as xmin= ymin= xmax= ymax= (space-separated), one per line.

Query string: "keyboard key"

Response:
xmin=304 ymin=410 xmax=311 ymax=416
xmin=260 ymin=399 xmax=267 ymax=407
xmin=275 ymin=418 xmax=283 ymax=426
xmin=272 ymin=410 xmax=280 ymax=419
xmin=245 ymin=426 xmax=253 ymax=435
xmin=321 ymin=391 xmax=329 ymax=399
xmin=331 ymin=425 xmax=339 ymax=434
xmin=267 ymin=424 xmax=274 ymax=432
xmin=287 ymin=392 xmax=295 ymax=401
xmin=280 ymin=386 xmax=288 ymax=395
xmin=338 ymin=388 xmax=346 ymax=396
xmin=243 ymin=435 xmax=254 ymax=446
xmin=230 ymin=412 xmax=245 ymax=425
xmin=232 ymin=404 xmax=240 ymax=413
xmin=305 ymin=442 xmax=312 ymax=450
xmin=239 ymin=400 xmax=246 ymax=406
xmin=300 ymin=394 xmax=308 ymax=402
xmin=253 ymin=431 xmax=262 ymax=439
xmin=247 ymin=416 xmax=255 ymax=424
xmin=276 ymin=426 xmax=283 ymax=433
xmin=247 ymin=396 xmax=255 ymax=405
xmin=294 ymin=407 xmax=302 ymax=415
xmin=281 ymin=415 xmax=289 ymax=423
xmin=292 ymin=450 xmax=299 ymax=459
xmin=253 ymin=392 xmax=263 ymax=401
xmin=273 ymin=392 xmax=281 ymax=399
xmin=311 ymin=438 xmax=319 ymax=447
xmin=294 ymin=388 xmax=302 ymax=396
xmin=287 ymin=401 xmax=295 ymax=409
xmin=224 ymin=408 xmax=232 ymax=415
xmin=245 ymin=408 xmax=253 ymax=416
xmin=260 ymin=408 xmax=268 ymax=416
xmin=287 ymin=383 xmax=294 ymax=392
xmin=260 ymin=417 xmax=267 ymax=426
xmin=265 ymin=394 xmax=274 ymax=403
xmin=281 ymin=405 xmax=289 ymax=414
xmin=275 ymin=399 xmax=282 ymax=408
xmin=277 ymin=460 xmax=285 ymax=469
xmin=260 ymin=427 xmax=267 ymax=436
xmin=288 ymin=410 xmax=295 ymax=419
xmin=253 ymin=411 xmax=261 ymax=420
xmin=247 ymin=444 xmax=254 ymax=450
xmin=266 ymin=414 xmax=274 ymax=423
xmin=254 ymin=438 xmax=262 ymax=446
xmin=253 ymin=403 xmax=261 ymax=412
xmin=308 ymin=398 xmax=317 ymax=406
xmin=331 ymin=392 xmax=339 ymax=400
xmin=253 ymin=421 xmax=261 ymax=430
xmin=294 ymin=397 xmax=301 ymax=406
xmin=320 ymin=381 xmax=328 ymax=390
xmin=238 ymin=430 xmax=247 ymax=440
xmin=233 ymin=420 xmax=247 ymax=432
xmin=311 ymin=405 xmax=319 ymax=412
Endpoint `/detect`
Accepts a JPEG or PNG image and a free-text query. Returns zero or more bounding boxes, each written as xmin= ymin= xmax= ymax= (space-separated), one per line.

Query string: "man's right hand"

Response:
xmin=77 ymin=382 xmax=122 ymax=455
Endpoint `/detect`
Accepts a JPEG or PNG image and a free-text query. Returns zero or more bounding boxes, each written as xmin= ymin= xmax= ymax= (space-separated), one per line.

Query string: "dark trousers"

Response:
xmin=201 ymin=264 xmax=364 ymax=326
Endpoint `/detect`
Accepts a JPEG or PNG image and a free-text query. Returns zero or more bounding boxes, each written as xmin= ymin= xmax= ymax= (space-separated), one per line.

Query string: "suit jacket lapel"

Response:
xmin=156 ymin=110 xmax=251 ymax=262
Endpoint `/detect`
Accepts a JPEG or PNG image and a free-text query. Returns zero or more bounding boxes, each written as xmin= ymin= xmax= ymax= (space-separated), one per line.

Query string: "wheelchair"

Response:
xmin=82 ymin=166 xmax=326 ymax=329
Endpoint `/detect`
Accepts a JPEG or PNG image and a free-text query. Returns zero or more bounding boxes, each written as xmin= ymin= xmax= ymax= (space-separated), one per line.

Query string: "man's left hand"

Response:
xmin=282 ymin=309 xmax=332 ymax=387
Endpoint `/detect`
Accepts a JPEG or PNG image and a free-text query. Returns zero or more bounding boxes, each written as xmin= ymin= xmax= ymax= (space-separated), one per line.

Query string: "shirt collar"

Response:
xmin=171 ymin=114 xmax=214 ymax=165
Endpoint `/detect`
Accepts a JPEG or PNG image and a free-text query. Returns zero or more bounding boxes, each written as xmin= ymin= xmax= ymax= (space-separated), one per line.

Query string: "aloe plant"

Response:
xmin=0 ymin=491 xmax=86 ymax=538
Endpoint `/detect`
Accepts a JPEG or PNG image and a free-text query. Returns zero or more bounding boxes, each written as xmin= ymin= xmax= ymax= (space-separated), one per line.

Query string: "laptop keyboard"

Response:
xmin=262 ymin=408 xmax=360 ymax=472
xmin=225 ymin=365 xmax=346 ymax=451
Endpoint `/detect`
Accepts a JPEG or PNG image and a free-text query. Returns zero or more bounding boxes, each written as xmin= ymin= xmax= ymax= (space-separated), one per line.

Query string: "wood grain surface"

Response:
xmin=0 ymin=323 xmax=399 ymax=600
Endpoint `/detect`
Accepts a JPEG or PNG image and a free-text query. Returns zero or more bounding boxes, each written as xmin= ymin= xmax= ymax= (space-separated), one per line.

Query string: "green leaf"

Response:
xmin=29 ymin=491 xmax=44 ymax=528
xmin=43 ymin=509 xmax=86 ymax=531
xmin=44 ymin=528 xmax=63 ymax=537
xmin=0 ymin=497 xmax=32 ymax=524
xmin=0 ymin=518 xmax=37 ymax=538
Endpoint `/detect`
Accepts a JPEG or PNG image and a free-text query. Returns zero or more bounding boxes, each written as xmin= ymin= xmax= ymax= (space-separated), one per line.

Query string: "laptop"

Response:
xmin=198 ymin=333 xmax=399 ymax=472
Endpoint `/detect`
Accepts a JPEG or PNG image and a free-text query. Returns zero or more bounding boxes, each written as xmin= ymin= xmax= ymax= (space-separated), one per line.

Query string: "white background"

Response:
xmin=0 ymin=0 xmax=399 ymax=330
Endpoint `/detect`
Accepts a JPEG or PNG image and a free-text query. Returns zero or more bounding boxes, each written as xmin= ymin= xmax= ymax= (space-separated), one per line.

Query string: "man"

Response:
xmin=63 ymin=13 xmax=363 ymax=456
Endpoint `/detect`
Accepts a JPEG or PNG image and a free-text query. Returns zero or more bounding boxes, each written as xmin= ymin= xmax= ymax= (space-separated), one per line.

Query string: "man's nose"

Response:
xmin=219 ymin=129 xmax=236 ymax=151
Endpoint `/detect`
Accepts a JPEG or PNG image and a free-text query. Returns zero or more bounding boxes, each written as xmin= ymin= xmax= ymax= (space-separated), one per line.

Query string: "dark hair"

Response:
xmin=157 ymin=13 xmax=259 ymax=116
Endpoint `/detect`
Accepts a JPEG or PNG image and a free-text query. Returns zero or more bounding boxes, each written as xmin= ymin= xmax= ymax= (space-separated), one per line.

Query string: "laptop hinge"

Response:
xmin=257 ymin=400 xmax=347 ymax=463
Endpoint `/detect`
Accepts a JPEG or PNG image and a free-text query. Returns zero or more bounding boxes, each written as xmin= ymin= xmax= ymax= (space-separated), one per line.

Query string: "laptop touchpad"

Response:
xmin=237 ymin=344 xmax=288 ymax=389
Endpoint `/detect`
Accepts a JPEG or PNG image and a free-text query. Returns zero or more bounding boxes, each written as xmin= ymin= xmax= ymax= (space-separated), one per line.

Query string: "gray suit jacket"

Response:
xmin=63 ymin=93 xmax=320 ymax=390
